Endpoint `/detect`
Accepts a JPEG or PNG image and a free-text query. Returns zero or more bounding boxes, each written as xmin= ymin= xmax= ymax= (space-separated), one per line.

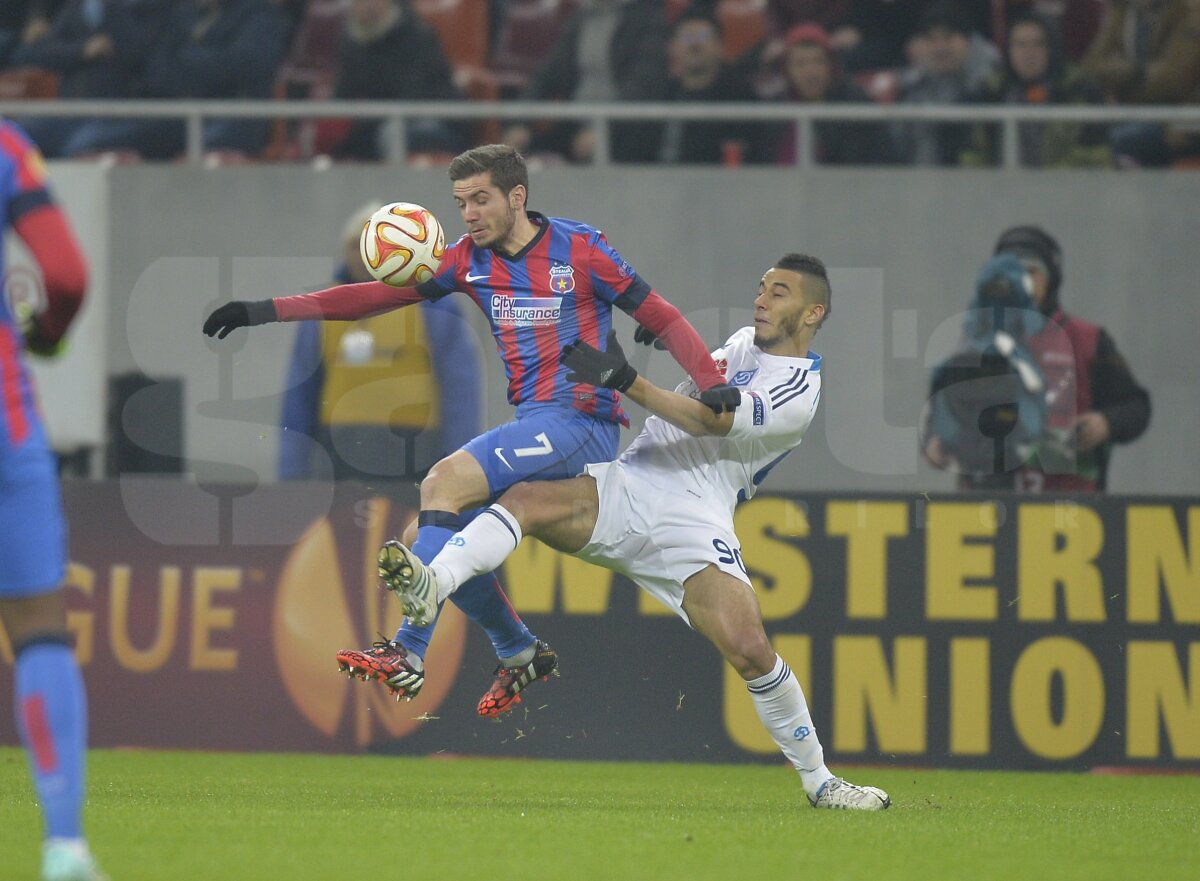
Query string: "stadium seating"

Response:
xmin=0 ymin=67 xmax=60 ymax=100
xmin=717 ymin=0 xmax=767 ymax=61
xmin=413 ymin=0 xmax=489 ymax=71
xmin=490 ymin=0 xmax=580 ymax=94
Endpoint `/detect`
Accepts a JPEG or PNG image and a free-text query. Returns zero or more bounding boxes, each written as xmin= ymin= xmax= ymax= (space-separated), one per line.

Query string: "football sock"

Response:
xmin=429 ymin=504 xmax=523 ymax=603
xmin=14 ymin=636 xmax=87 ymax=839
xmin=746 ymin=655 xmax=833 ymax=799
xmin=396 ymin=511 xmax=534 ymax=661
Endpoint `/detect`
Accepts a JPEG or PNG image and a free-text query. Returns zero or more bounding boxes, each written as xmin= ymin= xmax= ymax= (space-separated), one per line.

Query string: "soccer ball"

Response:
xmin=359 ymin=202 xmax=446 ymax=286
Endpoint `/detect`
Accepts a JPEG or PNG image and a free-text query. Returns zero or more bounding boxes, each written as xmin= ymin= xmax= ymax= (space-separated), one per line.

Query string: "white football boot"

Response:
xmin=808 ymin=777 xmax=891 ymax=811
xmin=377 ymin=540 xmax=439 ymax=627
xmin=42 ymin=839 xmax=109 ymax=881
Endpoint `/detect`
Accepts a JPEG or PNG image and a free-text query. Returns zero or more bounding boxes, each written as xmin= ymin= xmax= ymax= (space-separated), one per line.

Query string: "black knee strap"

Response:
xmin=13 ymin=631 xmax=71 ymax=658
xmin=419 ymin=510 xmax=463 ymax=529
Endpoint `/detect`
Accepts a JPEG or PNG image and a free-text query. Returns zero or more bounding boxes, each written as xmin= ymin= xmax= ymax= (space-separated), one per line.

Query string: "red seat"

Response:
xmin=413 ymin=0 xmax=489 ymax=71
xmin=717 ymin=0 xmax=767 ymax=61
xmin=0 ymin=67 xmax=61 ymax=100
xmin=277 ymin=0 xmax=348 ymax=97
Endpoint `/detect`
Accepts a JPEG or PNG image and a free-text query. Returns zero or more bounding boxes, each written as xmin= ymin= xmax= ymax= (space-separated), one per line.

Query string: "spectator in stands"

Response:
xmin=279 ymin=202 xmax=481 ymax=480
xmin=61 ymin=0 xmax=289 ymax=160
xmin=765 ymin=0 xmax=997 ymax=74
xmin=960 ymin=11 xmax=1111 ymax=167
xmin=2 ymin=1 xmax=67 ymax=61
xmin=501 ymin=0 xmax=669 ymax=164
xmin=489 ymin=0 xmax=581 ymax=98
xmin=1081 ymin=0 xmax=1200 ymax=167
xmin=0 ymin=4 xmax=30 ymax=65
xmin=645 ymin=7 xmax=769 ymax=165
xmin=770 ymin=22 xmax=896 ymax=165
xmin=893 ymin=2 xmax=1000 ymax=165
xmin=766 ymin=0 xmax=927 ymax=72
xmin=10 ymin=0 xmax=170 ymax=158
xmin=996 ymin=0 xmax=1106 ymax=63
xmin=319 ymin=0 xmax=464 ymax=161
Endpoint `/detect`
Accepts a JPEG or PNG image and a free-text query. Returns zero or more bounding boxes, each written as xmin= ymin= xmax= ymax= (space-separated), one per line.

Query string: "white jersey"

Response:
xmin=617 ymin=326 xmax=822 ymax=515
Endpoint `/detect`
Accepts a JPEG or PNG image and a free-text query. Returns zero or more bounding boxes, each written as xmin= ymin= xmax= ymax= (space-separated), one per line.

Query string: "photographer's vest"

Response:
xmin=318 ymin=309 xmax=439 ymax=430
xmin=1019 ymin=309 xmax=1101 ymax=492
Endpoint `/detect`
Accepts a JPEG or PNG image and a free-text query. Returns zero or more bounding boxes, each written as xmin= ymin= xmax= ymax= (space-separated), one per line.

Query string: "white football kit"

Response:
xmin=579 ymin=326 xmax=822 ymax=623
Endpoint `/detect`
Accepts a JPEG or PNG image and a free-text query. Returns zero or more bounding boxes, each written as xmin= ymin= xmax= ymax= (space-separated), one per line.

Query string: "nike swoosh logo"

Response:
xmin=465 ymin=272 xmax=489 ymax=283
xmin=494 ymin=448 xmax=513 ymax=470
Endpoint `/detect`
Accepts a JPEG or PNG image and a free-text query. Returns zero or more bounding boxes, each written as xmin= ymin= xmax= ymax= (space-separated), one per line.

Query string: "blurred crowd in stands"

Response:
xmin=0 ymin=0 xmax=1197 ymax=168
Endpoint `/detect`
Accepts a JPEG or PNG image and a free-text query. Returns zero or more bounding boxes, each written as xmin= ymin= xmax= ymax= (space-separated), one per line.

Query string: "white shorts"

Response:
xmin=579 ymin=461 xmax=752 ymax=624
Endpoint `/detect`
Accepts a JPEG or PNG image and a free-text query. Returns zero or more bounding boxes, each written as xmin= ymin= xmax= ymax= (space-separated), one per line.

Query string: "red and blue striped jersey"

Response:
xmin=417 ymin=212 xmax=650 ymax=425
xmin=0 ymin=121 xmax=54 ymax=449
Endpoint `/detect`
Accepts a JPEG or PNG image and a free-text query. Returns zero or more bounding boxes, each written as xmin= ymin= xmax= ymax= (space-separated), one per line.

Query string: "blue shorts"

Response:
xmin=463 ymin=403 xmax=621 ymax=498
xmin=0 ymin=438 xmax=67 ymax=596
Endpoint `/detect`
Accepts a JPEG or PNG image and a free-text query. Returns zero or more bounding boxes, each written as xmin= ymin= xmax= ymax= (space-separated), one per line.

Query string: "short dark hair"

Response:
xmin=448 ymin=144 xmax=530 ymax=198
xmin=776 ymin=252 xmax=831 ymax=327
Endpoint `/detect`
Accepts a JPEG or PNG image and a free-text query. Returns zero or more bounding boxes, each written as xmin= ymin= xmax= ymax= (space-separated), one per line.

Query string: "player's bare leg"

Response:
xmin=682 ymin=567 xmax=890 ymax=811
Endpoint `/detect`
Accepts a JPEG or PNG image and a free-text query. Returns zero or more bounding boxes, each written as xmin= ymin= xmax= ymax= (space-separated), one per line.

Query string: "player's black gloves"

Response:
xmin=699 ymin=383 xmax=741 ymax=415
xmin=560 ymin=331 xmax=638 ymax=392
xmin=202 ymin=299 xmax=277 ymax=339
xmin=633 ymin=324 xmax=667 ymax=350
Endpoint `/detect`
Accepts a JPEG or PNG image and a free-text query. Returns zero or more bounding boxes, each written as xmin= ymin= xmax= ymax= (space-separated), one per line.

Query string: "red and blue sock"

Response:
xmin=14 ymin=634 xmax=87 ymax=839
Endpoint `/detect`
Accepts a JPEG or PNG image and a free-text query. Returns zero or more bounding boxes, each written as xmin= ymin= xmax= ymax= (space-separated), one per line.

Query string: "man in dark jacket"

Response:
xmin=647 ymin=7 xmax=768 ymax=165
xmin=322 ymin=0 xmax=464 ymax=160
xmin=61 ymin=0 xmax=288 ymax=158
xmin=501 ymin=0 xmax=669 ymax=163
xmin=961 ymin=11 xmax=1110 ymax=168
xmin=11 ymin=0 xmax=169 ymax=156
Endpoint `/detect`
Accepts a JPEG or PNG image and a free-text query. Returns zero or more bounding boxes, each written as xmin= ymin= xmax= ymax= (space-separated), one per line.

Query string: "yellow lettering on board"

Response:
xmin=1127 ymin=507 xmax=1200 ymax=624
xmin=1017 ymin=504 xmax=1106 ymax=622
xmin=826 ymin=501 xmax=908 ymax=619
xmin=109 ymin=566 xmax=181 ymax=673
xmin=1010 ymin=638 xmax=1103 ymax=760
xmin=190 ymin=567 xmax=241 ymax=671
xmin=1126 ymin=642 xmax=1200 ymax=760
xmin=503 ymin=539 xmax=614 ymax=614
xmin=927 ymin=503 xmax=997 ymax=621
xmin=735 ymin=498 xmax=812 ymax=621
xmin=833 ymin=636 xmax=927 ymax=754
xmin=950 ymin=638 xmax=990 ymax=755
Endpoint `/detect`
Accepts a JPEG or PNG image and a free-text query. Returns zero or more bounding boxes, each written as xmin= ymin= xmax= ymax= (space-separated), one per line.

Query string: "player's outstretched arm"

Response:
xmin=560 ymin=333 xmax=736 ymax=437
xmin=629 ymin=292 xmax=735 ymax=406
xmin=201 ymin=280 xmax=428 ymax=338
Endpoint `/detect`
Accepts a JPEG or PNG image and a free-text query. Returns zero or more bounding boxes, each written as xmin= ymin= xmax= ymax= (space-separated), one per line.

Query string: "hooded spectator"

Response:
xmin=961 ymin=11 xmax=1111 ymax=167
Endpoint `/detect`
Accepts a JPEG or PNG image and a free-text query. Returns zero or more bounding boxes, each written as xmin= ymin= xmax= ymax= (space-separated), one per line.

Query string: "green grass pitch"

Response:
xmin=2 ymin=748 xmax=1196 ymax=880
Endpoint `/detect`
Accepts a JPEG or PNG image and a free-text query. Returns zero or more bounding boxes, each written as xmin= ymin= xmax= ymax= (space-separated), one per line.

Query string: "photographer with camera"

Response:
xmin=924 ymin=225 xmax=1151 ymax=491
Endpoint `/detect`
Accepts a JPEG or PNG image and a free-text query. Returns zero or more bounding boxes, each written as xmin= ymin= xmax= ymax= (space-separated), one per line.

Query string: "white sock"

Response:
xmin=431 ymin=504 xmax=524 ymax=603
xmin=746 ymin=655 xmax=833 ymax=799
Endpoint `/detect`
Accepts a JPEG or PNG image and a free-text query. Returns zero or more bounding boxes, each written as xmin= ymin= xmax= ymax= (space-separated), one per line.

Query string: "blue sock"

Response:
xmin=15 ymin=637 xmax=87 ymax=840
xmin=395 ymin=512 xmax=534 ymax=660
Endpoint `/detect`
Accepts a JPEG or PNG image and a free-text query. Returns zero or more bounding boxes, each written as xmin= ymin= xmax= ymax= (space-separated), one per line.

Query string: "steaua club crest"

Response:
xmin=549 ymin=264 xmax=576 ymax=294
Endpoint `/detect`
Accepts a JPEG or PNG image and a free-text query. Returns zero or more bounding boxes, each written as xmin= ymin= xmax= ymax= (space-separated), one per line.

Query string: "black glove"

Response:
xmin=560 ymin=330 xmax=638 ymax=392
xmin=699 ymin=383 xmax=741 ymax=415
xmin=633 ymin=324 xmax=667 ymax=350
xmin=202 ymin=299 xmax=277 ymax=339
